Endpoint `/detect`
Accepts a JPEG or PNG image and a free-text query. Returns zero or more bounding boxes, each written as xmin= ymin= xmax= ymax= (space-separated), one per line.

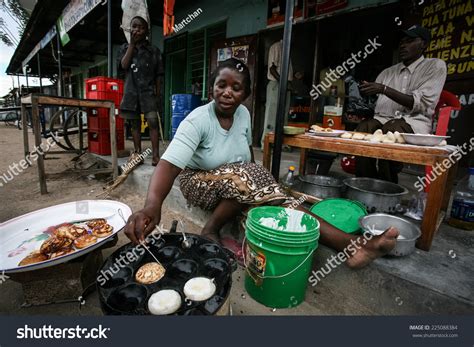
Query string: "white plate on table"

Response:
xmin=400 ymin=133 xmax=450 ymax=146
xmin=309 ymin=129 xmax=346 ymax=137
xmin=0 ymin=200 xmax=132 ymax=273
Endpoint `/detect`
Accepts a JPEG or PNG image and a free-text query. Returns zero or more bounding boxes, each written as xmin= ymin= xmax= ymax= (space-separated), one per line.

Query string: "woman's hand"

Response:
xmin=124 ymin=206 xmax=161 ymax=244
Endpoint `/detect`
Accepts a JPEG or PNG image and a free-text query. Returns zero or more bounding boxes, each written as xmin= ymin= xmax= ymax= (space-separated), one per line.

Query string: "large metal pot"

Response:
xmin=359 ymin=213 xmax=421 ymax=256
xmin=343 ymin=178 xmax=408 ymax=213
xmin=296 ymin=175 xmax=344 ymax=199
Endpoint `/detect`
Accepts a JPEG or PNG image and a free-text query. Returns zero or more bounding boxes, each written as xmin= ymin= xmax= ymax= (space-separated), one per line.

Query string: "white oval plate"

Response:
xmin=309 ymin=129 xmax=346 ymax=137
xmin=0 ymin=200 xmax=132 ymax=273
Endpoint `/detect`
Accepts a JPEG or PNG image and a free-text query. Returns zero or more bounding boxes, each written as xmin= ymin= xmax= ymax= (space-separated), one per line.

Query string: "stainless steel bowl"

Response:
xmin=359 ymin=213 xmax=421 ymax=256
xmin=400 ymin=133 xmax=449 ymax=146
xmin=343 ymin=178 xmax=408 ymax=213
xmin=296 ymin=175 xmax=344 ymax=199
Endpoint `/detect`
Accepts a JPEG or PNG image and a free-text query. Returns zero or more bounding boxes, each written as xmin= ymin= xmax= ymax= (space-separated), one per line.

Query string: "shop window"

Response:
xmin=186 ymin=21 xmax=226 ymax=99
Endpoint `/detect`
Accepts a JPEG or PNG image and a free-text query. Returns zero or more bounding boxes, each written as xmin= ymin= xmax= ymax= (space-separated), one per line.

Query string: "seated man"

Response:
xmin=356 ymin=25 xmax=447 ymax=183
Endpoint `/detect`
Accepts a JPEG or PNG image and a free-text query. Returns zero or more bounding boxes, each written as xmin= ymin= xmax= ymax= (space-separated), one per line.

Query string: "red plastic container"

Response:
xmin=85 ymin=77 xmax=124 ymax=107
xmin=87 ymin=112 xmax=124 ymax=132
xmin=88 ymin=129 xmax=125 ymax=156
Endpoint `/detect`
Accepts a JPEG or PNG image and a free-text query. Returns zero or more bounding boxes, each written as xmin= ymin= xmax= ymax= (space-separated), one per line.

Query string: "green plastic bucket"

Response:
xmin=244 ymin=207 xmax=320 ymax=308
xmin=310 ymin=198 xmax=367 ymax=234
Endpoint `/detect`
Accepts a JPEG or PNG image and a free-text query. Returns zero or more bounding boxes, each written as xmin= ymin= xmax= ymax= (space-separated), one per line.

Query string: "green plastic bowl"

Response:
xmin=310 ymin=198 xmax=367 ymax=234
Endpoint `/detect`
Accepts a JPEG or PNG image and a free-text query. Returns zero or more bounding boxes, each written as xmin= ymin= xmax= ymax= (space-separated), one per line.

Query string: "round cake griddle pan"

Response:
xmin=97 ymin=230 xmax=237 ymax=316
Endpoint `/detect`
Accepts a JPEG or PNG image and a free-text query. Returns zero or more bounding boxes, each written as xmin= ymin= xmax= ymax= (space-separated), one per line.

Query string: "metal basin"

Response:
xmin=343 ymin=178 xmax=408 ymax=213
xmin=400 ymin=133 xmax=449 ymax=146
xmin=296 ymin=175 xmax=344 ymax=199
xmin=359 ymin=213 xmax=421 ymax=256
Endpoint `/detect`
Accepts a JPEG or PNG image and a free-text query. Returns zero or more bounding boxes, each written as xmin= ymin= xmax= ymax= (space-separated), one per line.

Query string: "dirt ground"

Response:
xmin=0 ymin=124 xmax=202 ymax=227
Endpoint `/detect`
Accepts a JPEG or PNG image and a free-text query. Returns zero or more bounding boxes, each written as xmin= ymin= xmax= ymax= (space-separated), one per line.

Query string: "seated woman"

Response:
xmin=124 ymin=58 xmax=399 ymax=269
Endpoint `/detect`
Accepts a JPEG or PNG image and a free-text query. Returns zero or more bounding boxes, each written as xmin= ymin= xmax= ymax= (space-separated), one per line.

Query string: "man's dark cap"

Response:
xmin=401 ymin=25 xmax=431 ymax=42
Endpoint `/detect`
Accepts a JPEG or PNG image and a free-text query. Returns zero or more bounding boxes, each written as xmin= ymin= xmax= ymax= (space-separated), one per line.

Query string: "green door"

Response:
xmin=164 ymin=50 xmax=187 ymax=140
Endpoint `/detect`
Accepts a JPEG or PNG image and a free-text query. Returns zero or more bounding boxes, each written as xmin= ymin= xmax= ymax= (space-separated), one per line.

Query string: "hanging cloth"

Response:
xmin=163 ymin=0 xmax=175 ymax=36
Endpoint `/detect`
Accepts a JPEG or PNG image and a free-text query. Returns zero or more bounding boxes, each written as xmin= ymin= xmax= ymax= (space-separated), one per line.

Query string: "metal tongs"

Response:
xmin=139 ymin=225 xmax=165 ymax=267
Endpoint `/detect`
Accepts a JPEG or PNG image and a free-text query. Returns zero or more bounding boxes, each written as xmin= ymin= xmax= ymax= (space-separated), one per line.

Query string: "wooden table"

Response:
xmin=263 ymin=132 xmax=457 ymax=251
xmin=21 ymin=94 xmax=118 ymax=195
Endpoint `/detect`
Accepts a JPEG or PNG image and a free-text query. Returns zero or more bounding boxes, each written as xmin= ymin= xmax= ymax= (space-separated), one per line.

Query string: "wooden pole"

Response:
xmin=271 ymin=0 xmax=295 ymax=180
xmin=31 ymin=95 xmax=48 ymax=194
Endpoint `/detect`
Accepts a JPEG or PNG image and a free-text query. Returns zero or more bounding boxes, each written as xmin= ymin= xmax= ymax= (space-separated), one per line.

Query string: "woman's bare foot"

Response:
xmin=346 ymin=227 xmax=399 ymax=269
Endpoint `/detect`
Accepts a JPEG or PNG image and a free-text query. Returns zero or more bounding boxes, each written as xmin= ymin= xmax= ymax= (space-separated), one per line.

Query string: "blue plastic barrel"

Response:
xmin=171 ymin=94 xmax=201 ymax=139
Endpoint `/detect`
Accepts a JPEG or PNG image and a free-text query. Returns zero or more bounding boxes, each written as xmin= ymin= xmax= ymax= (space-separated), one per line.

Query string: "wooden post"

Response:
xmin=21 ymin=103 xmax=29 ymax=159
xmin=78 ymin=109 xmax=84 ymax=153
xmin=263 ymin=133 xmax=271 ymax=170
xmin=109 ymin=104 xmax=118 ymax=179
xmin=417 ymin=159 xmax=449 ymax=250
xmin=299 ymin=148 xmax=307 ymax=175
xmin=31 ymin=96 xmax=47 ymax=194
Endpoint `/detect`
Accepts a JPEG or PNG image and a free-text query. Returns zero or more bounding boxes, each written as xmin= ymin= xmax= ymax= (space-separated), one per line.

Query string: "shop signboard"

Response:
xmin=57 ymin=0 xmax=103 ymax=46
xmin=421 ymin=0 xmax=473 ymax=81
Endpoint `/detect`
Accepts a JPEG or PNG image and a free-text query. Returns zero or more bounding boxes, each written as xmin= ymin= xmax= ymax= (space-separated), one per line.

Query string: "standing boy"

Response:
xmin=118 ymin=16 xmax=163 ymax=166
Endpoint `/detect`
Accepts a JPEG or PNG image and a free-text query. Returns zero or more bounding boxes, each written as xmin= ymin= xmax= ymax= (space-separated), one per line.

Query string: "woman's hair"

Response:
xmin=209 ymin=58 xmax=252 ymax=98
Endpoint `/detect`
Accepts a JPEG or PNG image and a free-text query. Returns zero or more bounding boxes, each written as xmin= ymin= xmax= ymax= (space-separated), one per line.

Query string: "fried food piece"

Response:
xmin=394 ymin=131 xmax=406 ymax=144
xmin=50 ymin=247 xmax=75 ymax=259
xmin=311 ymin=125 xmax=333 ymax=132
xmin=363 ymin=134 xmax=373 ymax=141
xmin=54 ymin=225 xmax=88 ymax=240
xmin=91 ymin=223 xmax=113 ymax=238
xmin=70 ymin=226 xmax=88 ymax=239
xmin=53 ymin=225 xmax=76 ymax=240
xmin=340 ymin=132 xmax=353 ymax=139
xmin=371 ymin=129 xmax=384 ymax=143
xmin=352 ymin=132 xmax=366 ymax=140
xmin=40 ymin=236 xmax=73 ymax=255
xmin=18 ymin=251 xmax=49 ymax=266
xmin=383 ymin=131 xmax=396 ymax=144
xmin=135 ymin=262 xmax=166 ymax=284
xmin=87 ymin=219 xmax=107 ymax=229
xmin=74 ymin=234 xmax=98 ymax=249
